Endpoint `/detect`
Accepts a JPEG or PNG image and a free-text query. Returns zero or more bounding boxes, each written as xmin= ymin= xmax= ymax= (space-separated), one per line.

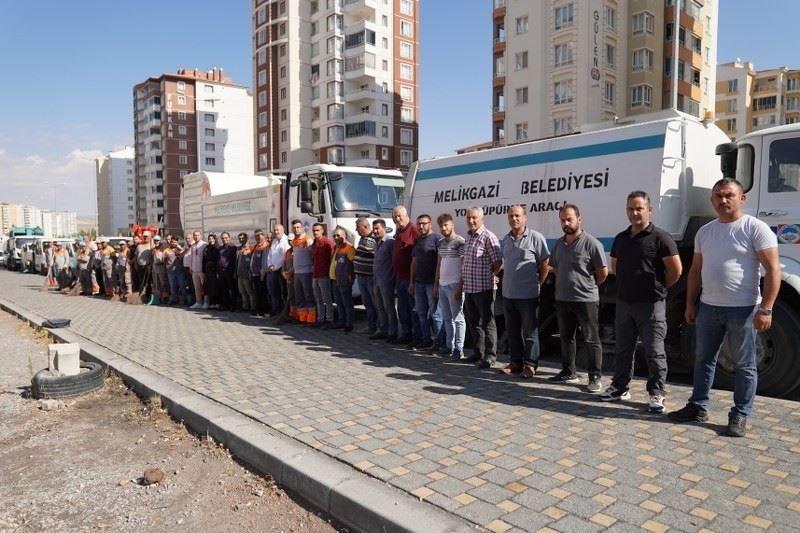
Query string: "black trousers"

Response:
xmin=464 ymin=289 xmax=497 ymax=363
xmin=556 ymin=300 xmax=603 ymax=379
xmin=253 ymin=276 xmax=269 ymax=315
xmin=219 ymin=269 xmax=236 ymax=310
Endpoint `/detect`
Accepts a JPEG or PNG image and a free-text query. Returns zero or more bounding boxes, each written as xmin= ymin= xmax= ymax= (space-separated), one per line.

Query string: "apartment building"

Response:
xmin=133 ymin=69 xmax=254 ymax=235
xmin=0 ymin=203 xmax=24 ymax=235
xmin=252 ymin=0 xmax=419 ymax=173
xmin=716 ymin=61 xmax=800 ymax=139
xmin=1 ymin=203 xmax=76 ymax=237
xmin=40 ymin=211 xmax=78 ymax=238
xmin=95 ymin=146 xmax=135 ymax=236
xmin=493 ymin=0 xmax=717 ymax=145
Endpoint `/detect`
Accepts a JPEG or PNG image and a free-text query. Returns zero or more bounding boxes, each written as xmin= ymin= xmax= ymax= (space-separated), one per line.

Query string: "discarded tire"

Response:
xmin=31 ymin=362 xmax=104 ymax=399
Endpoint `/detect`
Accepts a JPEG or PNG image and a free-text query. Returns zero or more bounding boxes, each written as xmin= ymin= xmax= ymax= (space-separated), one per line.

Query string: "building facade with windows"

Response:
xmin=716 ymin=61 xmax=800 ymax=139
xmin=132 ymin=69 xmax=254 ymax=234
xmin=252 ymin=0 xmax=419 ymax=173
xmin=493 ymin=0 xmax=717 ymax=145
xmin=95 ymin=146 xmax=136 ymax=236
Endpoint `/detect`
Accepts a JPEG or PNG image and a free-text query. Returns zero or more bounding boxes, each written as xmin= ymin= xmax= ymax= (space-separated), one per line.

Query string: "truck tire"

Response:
xmin=715 ymin=300 xmax=800 ymax=398
xmin=31 ymin=362 xmax=105 ymax=399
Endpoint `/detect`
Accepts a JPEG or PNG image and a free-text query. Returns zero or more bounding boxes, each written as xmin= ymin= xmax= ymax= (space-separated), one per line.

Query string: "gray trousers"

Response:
xmin=313 ymin=277 xmax=334 ymax=322
xmin=374 ymin=282 xmax=398 ymax=337
xmin=612 ymin=299 xmax=668 ymax=394
xmin=238 ymin=276 xmax=255 ymax=311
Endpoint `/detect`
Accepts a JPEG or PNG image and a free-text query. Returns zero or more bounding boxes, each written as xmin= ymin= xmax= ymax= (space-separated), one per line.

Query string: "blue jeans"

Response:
xmin=396 ymin=278 xmax=419 ymax=340
xmin=267 ymin=269 xmax=286 ymax=315
xmin=374 ymin=282 xmax=398 ymax=337
xmin=313 ymin=277 xmax=334 ymax=322
xmin=357 ymin=275 xmax=377 ymax=331
xmin=689 ymin=302 xmax=758 ymax=419
xmin=414 ymin=282 xmax=442 ymax=342
xmin=503 ymin=297 xmax=540 ymax=367
xmin=438 ymin=283 xmax=465 ymax=353
xmin=167 ymin=269 xmax=188 ymax=304
xmin=333 ymin=281 xmax=355 ymax=327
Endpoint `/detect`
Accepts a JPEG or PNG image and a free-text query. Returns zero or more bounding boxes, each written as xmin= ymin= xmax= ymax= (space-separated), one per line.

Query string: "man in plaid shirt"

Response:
xmin=459 ymin=206 xmax=503 ymax=368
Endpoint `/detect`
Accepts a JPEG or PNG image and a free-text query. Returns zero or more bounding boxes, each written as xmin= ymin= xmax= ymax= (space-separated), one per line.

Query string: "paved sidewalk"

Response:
xmin=2 ymin=270 xmax=799 ymax=532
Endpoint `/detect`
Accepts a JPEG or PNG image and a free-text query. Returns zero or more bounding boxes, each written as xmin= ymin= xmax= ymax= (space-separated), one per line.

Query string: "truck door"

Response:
xmin=757 ymin=133 xmax=800 ymax=263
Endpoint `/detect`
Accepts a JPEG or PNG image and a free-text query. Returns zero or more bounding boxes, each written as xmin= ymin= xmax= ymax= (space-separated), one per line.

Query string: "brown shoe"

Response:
xmin=499 ymin=363 xmax=523 ymax=375
xmin=521 ymin=365 xmax=536 ymax=379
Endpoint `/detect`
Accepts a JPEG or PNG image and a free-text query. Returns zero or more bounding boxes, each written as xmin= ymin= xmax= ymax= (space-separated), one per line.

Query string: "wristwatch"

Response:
xmin=757 ymin=306 xmax=773 ymax=316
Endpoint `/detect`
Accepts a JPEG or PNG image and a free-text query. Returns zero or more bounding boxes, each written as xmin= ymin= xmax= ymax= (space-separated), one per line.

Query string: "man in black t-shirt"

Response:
xmin=600 ymin=191 xmax=682 ymax=414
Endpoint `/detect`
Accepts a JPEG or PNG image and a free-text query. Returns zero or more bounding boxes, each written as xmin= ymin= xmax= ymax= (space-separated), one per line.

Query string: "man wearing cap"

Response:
xmin=97 ymin=238 xmax=116 ymax=297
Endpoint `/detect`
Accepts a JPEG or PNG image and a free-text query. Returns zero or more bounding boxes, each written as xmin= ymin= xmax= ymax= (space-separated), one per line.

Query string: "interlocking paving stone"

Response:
xmin=3 ymin=269 xmax=799 ymax=532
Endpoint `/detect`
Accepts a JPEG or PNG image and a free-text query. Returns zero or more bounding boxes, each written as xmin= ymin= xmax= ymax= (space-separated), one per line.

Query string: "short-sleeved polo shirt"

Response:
xmin=412 ymin=232 xmax=443 ymax=284
xmin=550 ymin=231 xmax=607 ymax=302
xmin=501 ymin=228 xmax=550 ymax=299
xmin=611 ymin=223 xmax=679 ymax=303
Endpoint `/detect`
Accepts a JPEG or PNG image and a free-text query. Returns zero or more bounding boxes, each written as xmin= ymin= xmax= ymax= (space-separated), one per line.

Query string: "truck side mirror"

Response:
xmin=300 ymin=201 xmax=313 ymax=214
xmin=715 ymin=142 xmax=738 ymax=178
xmin=299 ymin=181 xmax=312 ymax=203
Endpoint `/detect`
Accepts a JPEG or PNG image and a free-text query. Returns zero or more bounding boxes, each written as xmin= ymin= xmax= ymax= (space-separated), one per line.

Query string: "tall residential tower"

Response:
xmin=493 ymin=0 xmax=718 ymax=145
xmin=252 ymin=0 xmax=419 ymax=173
xmin=133 ymin=69 xmax=253 ymax=234
xmin=95 ymin=146 xmax=135 ymax=236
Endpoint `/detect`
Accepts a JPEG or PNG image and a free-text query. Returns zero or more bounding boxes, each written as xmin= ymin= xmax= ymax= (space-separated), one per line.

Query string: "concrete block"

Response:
xmin=48 ymin=343 xmax=80 ymax=376
xmin=282 ymin=450 xmax=356 ymax=512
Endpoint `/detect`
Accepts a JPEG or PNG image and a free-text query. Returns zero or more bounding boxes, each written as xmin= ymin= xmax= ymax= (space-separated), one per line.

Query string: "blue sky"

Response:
xmin=1 ymin=0 xmax=798 ymax=215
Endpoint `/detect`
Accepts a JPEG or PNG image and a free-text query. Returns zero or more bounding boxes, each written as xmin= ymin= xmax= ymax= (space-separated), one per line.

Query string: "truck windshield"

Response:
xmin=329 ymin=172 xmax=405 ymax=216
xmin=15 ymin=238 xmax=35 ymax=249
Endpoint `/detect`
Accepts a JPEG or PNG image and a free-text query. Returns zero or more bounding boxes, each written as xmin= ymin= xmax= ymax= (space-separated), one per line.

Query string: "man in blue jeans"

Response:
xmin=669 ymin=178 xmax=780 ymax=437
xmin=354 ymin=217 xmax=378 ymax=335
xmin=434 ymin=213 xmax=466 ymax=359
xmin=410 ymin=214 xmax=443 ymax=350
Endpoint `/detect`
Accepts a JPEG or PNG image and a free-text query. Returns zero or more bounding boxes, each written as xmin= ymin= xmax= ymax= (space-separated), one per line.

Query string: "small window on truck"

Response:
xmin=768 ymin=138 xmax=800 ymax=193
xmin=736 ymin=143 xmax=754 ymax=192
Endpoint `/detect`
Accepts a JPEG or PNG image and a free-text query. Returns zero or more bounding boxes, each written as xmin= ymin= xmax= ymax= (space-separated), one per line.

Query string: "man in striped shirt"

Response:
xmin=434 ymin=213 xmax=466 ymax=359
xmin=461 ymin=206 xmax=502 ymax=369
xmin=354 ymin=217 xmax=378 ymax=335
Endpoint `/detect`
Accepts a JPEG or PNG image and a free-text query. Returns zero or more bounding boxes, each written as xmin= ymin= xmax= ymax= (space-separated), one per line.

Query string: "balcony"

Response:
xmin=344 ymin=52 xmax=377 ymax=81
xmin=343 ymin=0 xmax=375 ymax=19
xmin=347 ymin=157 xmax=379 ymax=167
xmin=345 ymin=83 xmax=381 ymax=103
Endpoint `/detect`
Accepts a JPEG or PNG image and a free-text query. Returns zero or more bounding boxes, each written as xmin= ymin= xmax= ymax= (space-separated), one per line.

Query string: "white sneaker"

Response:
xmin=599 ymin=385 xmax=631 ymax=402
xmin=190 ymin=303 xmax=200 ymax=309
xmin=202 ymin=302 xmax=209 ymax=309
xmin=648 ymin=394 xmax=665 ymax=413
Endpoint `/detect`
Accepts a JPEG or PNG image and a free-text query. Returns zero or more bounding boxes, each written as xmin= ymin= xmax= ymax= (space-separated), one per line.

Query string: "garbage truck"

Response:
xmin=404 ymin=110 xmax=800 ymax=398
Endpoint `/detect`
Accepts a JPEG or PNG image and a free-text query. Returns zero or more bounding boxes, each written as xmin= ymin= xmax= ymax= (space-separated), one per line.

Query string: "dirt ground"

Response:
xmin=0 ymin=312 xmax=339 ymax=533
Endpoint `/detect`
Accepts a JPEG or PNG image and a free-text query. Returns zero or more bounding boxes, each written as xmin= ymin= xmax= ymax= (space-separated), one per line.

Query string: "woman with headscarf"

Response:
xmin=203 ymin=233 xmax=221 ymax=309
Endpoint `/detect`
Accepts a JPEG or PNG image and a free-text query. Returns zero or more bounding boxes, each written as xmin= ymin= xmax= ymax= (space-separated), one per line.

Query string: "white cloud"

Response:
xmin=0 ymin=146 xmax=105 ymax=215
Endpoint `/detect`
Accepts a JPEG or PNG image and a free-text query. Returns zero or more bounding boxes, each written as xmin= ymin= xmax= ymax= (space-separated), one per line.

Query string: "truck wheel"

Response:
xmin=714 ymin=300 xmax=800 ymax=398
xmin=31 ymin=362 xmax=105 ymax=399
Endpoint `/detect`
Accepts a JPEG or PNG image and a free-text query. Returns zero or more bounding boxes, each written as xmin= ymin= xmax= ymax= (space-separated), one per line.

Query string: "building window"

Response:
xmin=728 ymin=79 xmax=738 ymax=93
xmin=400 ymin=20 xmax=413 ymax=37
xmin=327 ymin=103 xmax=344 ymax=119
xmin=516 ymin=16 xmax=529 ymax=34
xmin=754 ymin=96 xmax=777 ymax=111
xmin=204 ymin=128 xmax=214 ymax=137
xmin=554 ymin=80 xmax=573 ymax=105
xmin=178 ymin=111 xmax=186 ymax=120
xmin=401 ymin=107 xmax=413 ymax=123
xmin=400 ymin=42 xmax=413 ymax=59
xmin=281 ymin=130 xmax=287 ymax=142
xmin=400 ymin=128 xmax=413 ymax=145
xmin=400 ymin=63 xmax=413 ymax=80
xmin=280 ymin=66 xmax=286 ymax=79
xmin=258 ymin=112 xmax=267 ymax=127
xmin=605 ymin=43 xmax=615 ymax=68
xmin=631 ymin=84 xmax=652 ymax=107
xmin=281 ymin=152 xmax=287 ymax=163
xmin=205 ymin=157 xmax=216 ymax=166
xmin=604 ymin=6 xmax=617 ymax=31
xmin=258 ymin=70 xmax=267 ymax=86
xmin=381 ymin=125 xmax=389 ymax=138
xmin=632 ymin=48 xmax=654 ymax=72
xmin=259 ymin=133 xmax=267 ymax=148
xmin=205 ymin=143 xmax=215 ymax=151
xmin=554 ymin=3 xmax=574 ymax=30
xmin=603 ymin=81 xmax=615 ymax=105
xmin=177 ymin=95 xmax=186 ymax=105
xmin=327 ymin=125 xmax=344 ymax=142
xmin=204 ymin=113 xmax=214 ymax=122
xmin=685 ymin=99 xmax=700 ymax=117
xmin=515 ymin=122 xmax=528 ymax=141
xmin=280 ymin=108 xmax=287 ymax=121
xmin=553 ymin=117 xmax=574 ymax=136
xmin=178 ymin=140 xmax=187 ymax=150
xmin=400 ymin=150 xmax=413 ymax=166
xmin=726 ymin=118 xmax=737 ymax=131
xmin=258 ymin=153 xmax=268 ymax=169
xmin=515 ymin=86 xmax=528 ymax=105
xmin=554 ymin=43 xmax=573 ymax=67
xmin=400 ymin=85 xmax=413 ymax=101
xmin=515 ymin=51 xmax=528 ymax=71
xmin=179 ymin=155 xmax=188 ymax=165
xmin=327 ymin=147 xmax=344 ymax=164
xmin=204 ymin=84 xmax=214 ymax=93
xmin=178 ymin=125 xmax=187 ymax=135
xmin=177 ymin=81 xmax=185 ymax=92
xmin=381 ymin=147 xmax=389 ymax=160
xmin=280 ymin=87 xmax=287 ymax=100
xmin=381 ymin=103 xmax=389 ymax=116
xmin=257 ymin=48 xmax=266 ymax=65
xmin=400 ymin=0 xmax=412 ymax=15
xmin=632 ymin=12 xmax=654 ymax=34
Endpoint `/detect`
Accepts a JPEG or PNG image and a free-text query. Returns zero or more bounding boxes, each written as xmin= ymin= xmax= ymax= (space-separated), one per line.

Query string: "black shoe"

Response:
xmin=343 ymin=326 xmax=353 ymax=333
xmin=407 ymin=339 xmax=421 ymax=349
xmin=727 ymin=415 xmax=747 ymax=437
xmin=667 ymin=403 xmax=709 ymax=423
xmin=417 ymin=340 xmax=434 ymax=350
xmin=369 ymin=332 xmax=386 ymax=340
xmin=477 ymin=360 xmax=493 ymax=369
xmin=548 ymin=370 xmax=580 ymax=384
xmin=462 ymin=355 xmax=481 ymax=364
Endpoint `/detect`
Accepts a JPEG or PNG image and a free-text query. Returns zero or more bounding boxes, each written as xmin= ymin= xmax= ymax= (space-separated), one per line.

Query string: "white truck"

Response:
xmin=405 ymin=110 xmax=800 ymax=398
xmin=180 ymin=171 xmax=284 ymax=238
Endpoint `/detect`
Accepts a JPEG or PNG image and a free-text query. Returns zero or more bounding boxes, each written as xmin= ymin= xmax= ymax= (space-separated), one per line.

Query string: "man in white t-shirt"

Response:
xmin=433 ymin=213 xmax=466 ymax=359
xmin=669 ymin=178 xmax=780 ymax=437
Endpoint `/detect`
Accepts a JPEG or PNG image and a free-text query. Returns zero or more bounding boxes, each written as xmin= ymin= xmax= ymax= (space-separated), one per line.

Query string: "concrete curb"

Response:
xmin=1 ymin=297 xmax=475 ymax=533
